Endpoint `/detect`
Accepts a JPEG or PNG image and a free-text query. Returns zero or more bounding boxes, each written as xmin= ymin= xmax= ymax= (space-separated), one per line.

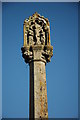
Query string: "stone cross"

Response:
xmin=21 ymin=12 xmax=53 ymax=119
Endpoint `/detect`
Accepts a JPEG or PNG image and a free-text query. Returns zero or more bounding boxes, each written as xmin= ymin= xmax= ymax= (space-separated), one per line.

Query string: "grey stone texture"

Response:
xmin=29 ymin=61 xmax=48 ymax=118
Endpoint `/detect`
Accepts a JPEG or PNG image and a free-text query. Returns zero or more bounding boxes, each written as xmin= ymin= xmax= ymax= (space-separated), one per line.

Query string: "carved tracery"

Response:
xmin=23 ymin=12 xmax=50 ymax=46
xmin=22 ymin=12 xmax=53 ymax=64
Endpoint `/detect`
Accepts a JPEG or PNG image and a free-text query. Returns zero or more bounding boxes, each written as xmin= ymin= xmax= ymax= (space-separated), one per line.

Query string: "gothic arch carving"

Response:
xmin=24 ymin=12 xmax=50 ymax=46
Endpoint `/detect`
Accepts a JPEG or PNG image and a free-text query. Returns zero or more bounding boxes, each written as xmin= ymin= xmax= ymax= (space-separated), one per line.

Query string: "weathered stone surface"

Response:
xmin=21 ymin=12 xmax=53 ymax=119
xmin=29 ymin=61 xmax=48 ymax=118
xmin=23 ymin=12 xmax=51 ymax=47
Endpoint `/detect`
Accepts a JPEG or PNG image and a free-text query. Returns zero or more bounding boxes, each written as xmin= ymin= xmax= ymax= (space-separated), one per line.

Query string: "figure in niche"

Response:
xmin=40 ymin=29 xmax=45 ymax=45
xmin=24 ymin=12 xmax=50 ymax=46
xmin=35 ymin=29 xmax=41 ymax=45
xmin=34 ymin=23 xmax=41 ymax=45
xmin=34 ymin=22 xmax=46 ymax=45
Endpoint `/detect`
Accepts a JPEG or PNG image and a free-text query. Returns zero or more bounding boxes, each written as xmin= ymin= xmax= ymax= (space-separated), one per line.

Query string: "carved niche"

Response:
xmin=23 ymin=12 xmax=50 ymax=46
xmin=22 ymin=12 xmax=53 ymax=64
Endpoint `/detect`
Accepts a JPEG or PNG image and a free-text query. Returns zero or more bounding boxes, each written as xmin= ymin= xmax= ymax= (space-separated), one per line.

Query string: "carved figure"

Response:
xmin=23 ymin=12 xmax=50 ymax=46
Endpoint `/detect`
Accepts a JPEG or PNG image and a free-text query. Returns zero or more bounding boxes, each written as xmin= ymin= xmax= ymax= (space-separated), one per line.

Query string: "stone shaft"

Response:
xmin=29 ymin=61 xmax=48 ymax=118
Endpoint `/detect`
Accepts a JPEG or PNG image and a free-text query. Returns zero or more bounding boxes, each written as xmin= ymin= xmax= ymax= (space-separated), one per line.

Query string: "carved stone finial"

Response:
xmin=21 ymin=12 xmax=53 ymax=64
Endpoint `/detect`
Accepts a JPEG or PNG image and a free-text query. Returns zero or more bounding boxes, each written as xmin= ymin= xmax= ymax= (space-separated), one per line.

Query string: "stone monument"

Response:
xmin=21 ymin=12 xmax=53 ymax=119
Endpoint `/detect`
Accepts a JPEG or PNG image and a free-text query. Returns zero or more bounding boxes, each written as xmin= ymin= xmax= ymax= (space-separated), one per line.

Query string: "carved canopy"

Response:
xmin=21 ymin=12 xmax=53 ymax=64
xmin=23 ymin=12 xmax=51 ymax=46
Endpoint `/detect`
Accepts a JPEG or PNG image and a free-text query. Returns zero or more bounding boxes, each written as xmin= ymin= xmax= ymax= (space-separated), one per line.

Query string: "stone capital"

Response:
xmin=21 ymin=44 xmax=53 ymax=64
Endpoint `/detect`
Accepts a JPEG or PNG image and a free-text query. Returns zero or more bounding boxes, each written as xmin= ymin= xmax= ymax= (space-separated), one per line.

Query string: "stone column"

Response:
xmin=30 ymin=61 xmax=48 ymax=118
xmin=29 ymin=45 xmax=49 ymax=118
xmin=21 ymin=12 xmax=53 ymax=119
